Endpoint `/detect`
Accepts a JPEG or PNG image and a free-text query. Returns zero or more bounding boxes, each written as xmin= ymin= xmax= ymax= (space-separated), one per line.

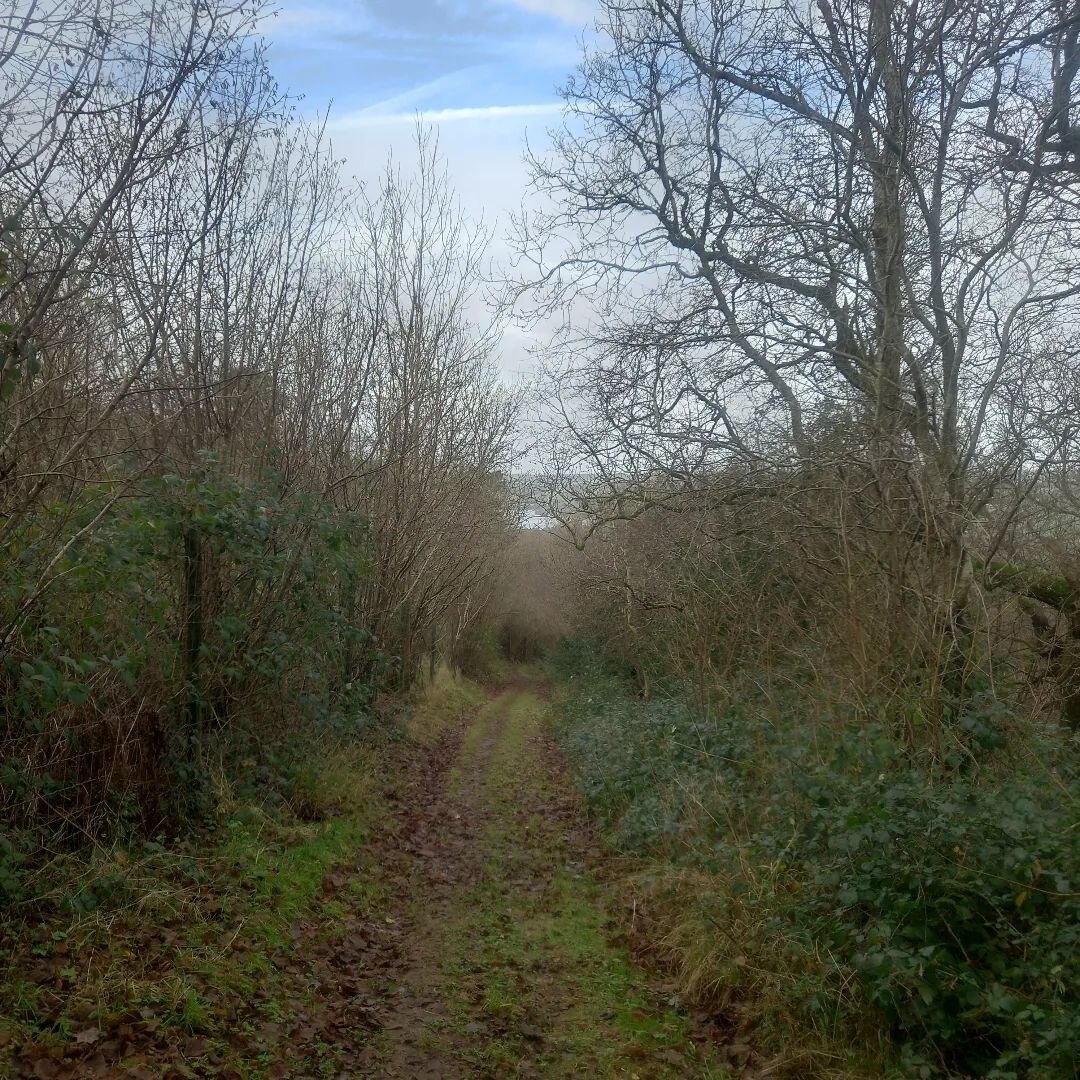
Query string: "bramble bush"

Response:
xmin=0 ymin=459 xmax=383 ymax=907
xmin=549 ymin=639 xmax=1080 ymax=1078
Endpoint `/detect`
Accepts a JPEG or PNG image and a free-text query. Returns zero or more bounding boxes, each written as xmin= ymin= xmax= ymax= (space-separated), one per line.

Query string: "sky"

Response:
xmin=264 ymin=0 xmax=598 ymax=382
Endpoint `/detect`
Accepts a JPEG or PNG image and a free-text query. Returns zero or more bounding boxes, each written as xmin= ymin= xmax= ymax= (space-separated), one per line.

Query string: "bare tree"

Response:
xmin=515 ymin=0 xmax=1080 ymax=718
xmin=0 ymin=5 xmax=520 ymax=837
xmin=348 ymin=135 xmax=520 ymax=684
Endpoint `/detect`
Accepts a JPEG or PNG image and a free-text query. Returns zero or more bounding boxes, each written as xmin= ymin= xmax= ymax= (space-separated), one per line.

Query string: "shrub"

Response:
xmin=0 ymin=459 xmax=383 ymax=898
xmin=553 ymin=651 xmax=1080 ymax=1077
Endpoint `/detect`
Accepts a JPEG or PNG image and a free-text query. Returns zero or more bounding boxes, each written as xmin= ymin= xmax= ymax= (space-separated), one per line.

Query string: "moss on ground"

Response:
xmin=437 ymin=689 xmax=724 ymax=1078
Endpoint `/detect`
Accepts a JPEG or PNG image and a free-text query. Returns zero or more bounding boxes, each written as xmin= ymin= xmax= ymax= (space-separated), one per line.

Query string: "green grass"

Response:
xmin=0 ymin=746 xmax=388 ymax=1078
xmin=435 ymin=688 xmax=725 ymax=1078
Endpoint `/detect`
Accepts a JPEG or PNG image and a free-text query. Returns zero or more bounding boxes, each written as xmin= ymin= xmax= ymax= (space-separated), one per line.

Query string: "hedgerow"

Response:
xmin=550 ymin=640 xmax=1080 ymax=1078
xmin=0 ymin=461 xmax=382 ymax=908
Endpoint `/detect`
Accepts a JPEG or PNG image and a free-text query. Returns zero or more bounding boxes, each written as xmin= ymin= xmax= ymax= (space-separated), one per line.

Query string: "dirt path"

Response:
xmin=347 ymin=680 xmax=722 ymax=1079
xmin=4 ymin=678 xmax=730 ymax=1075
xmin=1 ymin=679 xmax=727 ymax=1080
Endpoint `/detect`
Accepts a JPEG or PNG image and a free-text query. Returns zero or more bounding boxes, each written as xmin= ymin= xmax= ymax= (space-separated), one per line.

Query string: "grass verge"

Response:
xmin=0 ymin=673 xmax=484 ymax=1078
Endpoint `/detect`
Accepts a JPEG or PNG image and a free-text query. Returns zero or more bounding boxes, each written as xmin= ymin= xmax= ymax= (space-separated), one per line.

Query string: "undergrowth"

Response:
xmin=0 ymin=672 xmax=485 ymax=1075
xmin=0 ymin=753 xmax=373 ymax=1075
xmin=0 ymin=458 xmax=389 ymax=909
xmin=549 ymin=639 xmax=1080 ymax=1079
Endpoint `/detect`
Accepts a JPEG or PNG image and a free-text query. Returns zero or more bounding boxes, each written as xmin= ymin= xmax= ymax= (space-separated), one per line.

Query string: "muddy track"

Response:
xmin=342 ymin=681 xmax=724 ymax=1079
xmin=351 ymin=692 xmax=508 ymax=1077
xmin=0 ymin=682 xmax=729 ymax=1080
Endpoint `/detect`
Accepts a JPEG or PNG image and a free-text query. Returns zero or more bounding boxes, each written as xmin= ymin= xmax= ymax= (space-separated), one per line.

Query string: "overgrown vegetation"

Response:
xmin=0 ymin=10 xmax=524 ymax=1072
xmin=549 ymin=640 xmax=1079 ymax=1078
xmin=0 ymin=0 xmax=516 ymax=903
xmin=500 ymin=0 xmax=1080 ymax=1074
xmin=2 ymin=466 xmax=376 ymax=860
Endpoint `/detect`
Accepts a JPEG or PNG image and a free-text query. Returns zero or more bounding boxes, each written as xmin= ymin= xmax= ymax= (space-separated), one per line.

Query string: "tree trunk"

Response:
xmin=183 ymin=525 xmax=205 ymax=738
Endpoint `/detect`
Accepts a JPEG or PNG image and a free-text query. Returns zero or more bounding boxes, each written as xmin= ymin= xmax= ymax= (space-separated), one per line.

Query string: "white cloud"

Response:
xmin=266 ymin=3 xmax=365 ymax=37
xmin=503 ymin=0 xmax=595 ymax=25
xmin=329 ymin=102 xmax=565 ymax=129
xmin=349 ymin=68 xmax=485 ymax=118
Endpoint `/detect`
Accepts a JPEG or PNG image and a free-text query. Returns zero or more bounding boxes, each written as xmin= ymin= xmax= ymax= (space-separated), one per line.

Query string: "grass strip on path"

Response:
xmin=431 ymin=686 xmax=725 ymax=1079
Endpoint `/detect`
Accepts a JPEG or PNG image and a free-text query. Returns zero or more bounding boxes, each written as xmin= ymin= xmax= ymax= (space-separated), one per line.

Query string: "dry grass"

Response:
xmin=406 ymin=664 xmax=487 ymax=747
xmin=287 ymin=745 xmax=380 ymax=822
xmin=617 ymin=863 xmax=891 ymax=1080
